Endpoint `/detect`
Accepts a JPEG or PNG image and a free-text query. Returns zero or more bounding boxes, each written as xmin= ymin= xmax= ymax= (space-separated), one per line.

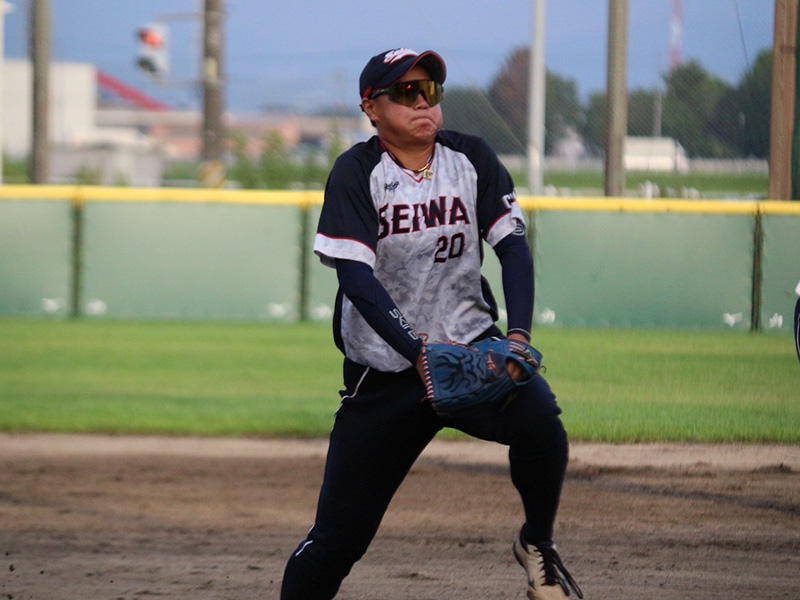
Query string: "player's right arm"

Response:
xmin=335 ymin=258 xmax=423 ymax=366
xmin=314 ymin=141 xmax=423 ymax=370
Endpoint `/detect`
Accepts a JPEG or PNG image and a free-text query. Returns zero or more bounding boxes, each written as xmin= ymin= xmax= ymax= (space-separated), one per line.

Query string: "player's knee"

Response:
xmin=509 ymin=379 xmax=566 ymax=437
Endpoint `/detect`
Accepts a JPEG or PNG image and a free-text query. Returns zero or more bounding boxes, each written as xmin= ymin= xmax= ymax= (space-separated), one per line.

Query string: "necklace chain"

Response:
xmin=408 ymin=151 xmax=435 ymax=180
xmin=384 ymin=145 xmax=435 ymax=179
xmin=413 ymin=156 xmax=433 ymax=174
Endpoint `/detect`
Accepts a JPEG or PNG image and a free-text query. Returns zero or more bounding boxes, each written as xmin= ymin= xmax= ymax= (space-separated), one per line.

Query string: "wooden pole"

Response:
xmin=29 ymin=0 xmax=50 ymax=184
xmin=201 ymin=0 xmax=226 ymax=165
xmin=605 ymin=0 xmax=629 ymax=197
xmin=769 ymin=0 xmax=797 ymax=200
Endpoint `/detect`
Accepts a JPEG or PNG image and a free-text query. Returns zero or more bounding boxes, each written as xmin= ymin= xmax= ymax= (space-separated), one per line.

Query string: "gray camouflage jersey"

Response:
xmin=314 ymin=130 xmax=525 ymax=372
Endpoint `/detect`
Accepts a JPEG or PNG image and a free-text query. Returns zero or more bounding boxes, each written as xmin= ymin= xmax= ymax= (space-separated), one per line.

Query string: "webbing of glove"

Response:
xmin=420 ymin=338 xmax=543 ymax=415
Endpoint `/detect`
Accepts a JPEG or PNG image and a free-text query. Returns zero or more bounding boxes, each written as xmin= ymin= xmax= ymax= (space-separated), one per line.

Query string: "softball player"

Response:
xmin=794 ymin=296 xmax=799 ymax=364
xmin=280 ymin=48 xmax=582 ymax=600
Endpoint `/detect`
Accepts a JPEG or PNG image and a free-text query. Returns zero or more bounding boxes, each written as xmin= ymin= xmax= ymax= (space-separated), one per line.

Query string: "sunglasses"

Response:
xmin=369 ymin=79 xmax=444 ymax=107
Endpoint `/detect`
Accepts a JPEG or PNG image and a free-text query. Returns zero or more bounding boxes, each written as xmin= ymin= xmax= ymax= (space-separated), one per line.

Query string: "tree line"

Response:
xmin=442 ymin=47 xmax=772 ymax=159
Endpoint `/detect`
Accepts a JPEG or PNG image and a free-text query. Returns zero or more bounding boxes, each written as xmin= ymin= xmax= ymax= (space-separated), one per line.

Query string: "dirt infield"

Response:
xmin=2 ymin=434 xmax=799 ymax=599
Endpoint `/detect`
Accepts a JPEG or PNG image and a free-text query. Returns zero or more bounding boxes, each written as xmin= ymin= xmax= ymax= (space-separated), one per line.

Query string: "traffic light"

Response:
xmin=136 ymin=23 xmax=169 ymax=78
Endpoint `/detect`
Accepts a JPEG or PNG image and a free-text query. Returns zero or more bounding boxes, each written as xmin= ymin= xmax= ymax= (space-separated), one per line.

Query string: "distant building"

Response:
xmin=2 ymin=60 xmax=166 ymax=185
xmin=624 ymin=136 xmax=689 ymax=173
xmin=1 ymin=60 xmax=370 ymax=186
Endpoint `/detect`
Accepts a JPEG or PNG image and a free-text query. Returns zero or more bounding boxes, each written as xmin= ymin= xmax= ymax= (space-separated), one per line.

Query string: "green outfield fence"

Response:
xmin=1 ymin=185 xmax=798 ymax=333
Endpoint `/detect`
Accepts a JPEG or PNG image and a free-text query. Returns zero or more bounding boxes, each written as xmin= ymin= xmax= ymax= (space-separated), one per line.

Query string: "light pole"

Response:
xmin=527 ymin=0 xmax=546 ymax=195
xmin=0 ymin=1 xmax=14 ymax=185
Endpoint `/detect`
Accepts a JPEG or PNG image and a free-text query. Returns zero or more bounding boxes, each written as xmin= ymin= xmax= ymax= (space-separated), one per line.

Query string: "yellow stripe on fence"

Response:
xmin=1 ymin=185 xmax=800 ymax=215
xmin=517 ymin=196 xmax=800 ymax=215
xmin=0 ymin=185 xmax=325 ymax=207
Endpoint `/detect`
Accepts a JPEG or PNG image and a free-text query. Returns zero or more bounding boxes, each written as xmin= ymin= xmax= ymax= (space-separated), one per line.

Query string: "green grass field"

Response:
xmin=0 ymin=318 xmax=797 ymax=442
xmin=532 ymin=170 xmax=768 ymax=198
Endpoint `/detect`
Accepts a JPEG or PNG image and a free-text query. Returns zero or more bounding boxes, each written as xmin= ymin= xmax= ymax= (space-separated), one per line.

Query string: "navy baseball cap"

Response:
xmin=359 ymin=48 xmax=447 ymax=100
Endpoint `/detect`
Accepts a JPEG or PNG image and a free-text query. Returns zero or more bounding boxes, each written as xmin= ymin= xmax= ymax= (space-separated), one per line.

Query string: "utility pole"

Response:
xmin=669 ymin=0 xmax=683 ymax=72
xmin=0 ymin=2 xmax=14 ymax=185
xmin=30 ymin=0 xmax=50 ymax=184
xmin=605 ymin=0 xmax=628 ymax=197
xmin=794 ymin=0 xmax=800 ymax=200
xmin=200 ymin=0 xmax=226 ymax=186
xmin=769 ymin=0 xmax=798 ymax=199
xmin=527 ymin=0 xmax=546 ymax=195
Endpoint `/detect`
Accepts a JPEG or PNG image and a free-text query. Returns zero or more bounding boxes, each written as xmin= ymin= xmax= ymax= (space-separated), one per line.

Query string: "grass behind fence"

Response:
xmin=545 ymin=171 xmax=769 ymax=198
xmin=0 ymin=319 xmax=797 ymax=442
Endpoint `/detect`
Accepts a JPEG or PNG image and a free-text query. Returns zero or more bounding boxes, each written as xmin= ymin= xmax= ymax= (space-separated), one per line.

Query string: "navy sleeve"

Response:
xmin=335 ymin=259 xmax=423 ymax=364
xmin=494 ymin=233 xmax=534 ymax=341
xmin=316 ymin=140 xmax=383 ymax=256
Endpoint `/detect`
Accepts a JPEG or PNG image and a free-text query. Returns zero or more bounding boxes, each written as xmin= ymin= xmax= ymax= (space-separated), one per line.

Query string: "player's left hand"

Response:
xmin=506 ymin=332 xmax=532 ymax=382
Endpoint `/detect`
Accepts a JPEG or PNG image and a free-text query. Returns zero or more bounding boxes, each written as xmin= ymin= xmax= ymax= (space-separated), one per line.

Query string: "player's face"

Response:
xmin=362 ymin=65 xmax=444 ymax=149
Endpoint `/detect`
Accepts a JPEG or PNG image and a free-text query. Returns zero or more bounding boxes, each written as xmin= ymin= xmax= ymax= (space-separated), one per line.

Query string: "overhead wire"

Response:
xmin=732 ymin=0 xmax=751 ymax=73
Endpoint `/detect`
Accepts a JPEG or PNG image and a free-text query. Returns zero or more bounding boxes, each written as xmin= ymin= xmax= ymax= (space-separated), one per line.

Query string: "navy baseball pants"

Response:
xmin=280 ymin=357 xmax=569 ymax=600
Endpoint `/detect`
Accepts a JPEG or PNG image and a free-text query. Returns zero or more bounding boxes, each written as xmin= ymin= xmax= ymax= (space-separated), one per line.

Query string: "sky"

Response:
xmin=3 ymin=0 xmax=775 ymax=113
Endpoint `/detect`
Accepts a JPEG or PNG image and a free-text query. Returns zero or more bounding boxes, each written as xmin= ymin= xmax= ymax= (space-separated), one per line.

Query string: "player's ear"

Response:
xmin=361 ymin=98 xmax=379 ymax=128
